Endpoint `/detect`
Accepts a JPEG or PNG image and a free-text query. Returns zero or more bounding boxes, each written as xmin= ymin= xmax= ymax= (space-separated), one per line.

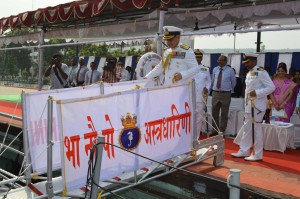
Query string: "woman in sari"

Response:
xmin=295 ymin=70 xmax=300 ymax=114
xmin=270 ymin=63 xmax=299 ymax=122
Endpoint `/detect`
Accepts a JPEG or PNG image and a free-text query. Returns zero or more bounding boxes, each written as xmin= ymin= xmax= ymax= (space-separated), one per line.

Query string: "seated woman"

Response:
xmin=270 ymin=63 xmax=299 ymax=122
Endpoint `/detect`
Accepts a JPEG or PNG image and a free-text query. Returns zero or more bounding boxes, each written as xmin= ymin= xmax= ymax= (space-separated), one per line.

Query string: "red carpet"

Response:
xmin=225 ymin=138 xmax=300 ymax=175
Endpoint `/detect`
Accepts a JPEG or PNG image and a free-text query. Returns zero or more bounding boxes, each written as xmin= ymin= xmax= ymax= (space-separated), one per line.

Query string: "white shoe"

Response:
xmin=244 ymin=155 xmax=262 ymax=161
xmin=231 ymin=151 xmax=248 ymax=158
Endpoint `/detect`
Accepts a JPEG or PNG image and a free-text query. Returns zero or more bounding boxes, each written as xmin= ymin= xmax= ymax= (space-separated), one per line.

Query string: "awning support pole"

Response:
xmin=157 ymin=8 xmax=167 ymax=56
xmin=37 ymin=29 xmax=45 ymax=91
xmin=191 ymin=79 xmax=198 ymax=149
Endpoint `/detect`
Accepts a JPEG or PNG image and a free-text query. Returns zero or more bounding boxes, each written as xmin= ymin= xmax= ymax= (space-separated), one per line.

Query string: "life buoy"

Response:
xmin=135 ymin=52 xmax=161 ymax=80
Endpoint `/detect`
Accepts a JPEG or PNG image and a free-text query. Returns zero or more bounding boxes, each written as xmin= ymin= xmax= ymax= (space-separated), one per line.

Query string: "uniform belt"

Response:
xmin=213 ymin=90 xmax=231 ymax=93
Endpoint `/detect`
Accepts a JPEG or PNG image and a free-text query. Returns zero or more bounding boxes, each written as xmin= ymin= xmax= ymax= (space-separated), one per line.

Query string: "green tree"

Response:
xmin=43 ymin=39 xmax=70 ymax=66
xmin=2 ymin=43 xmax=32 ymax=78
xmin=125 ymin=48 xmax=143 ymax=56
xmin=78 ymin=43 xmax=111 ymax=57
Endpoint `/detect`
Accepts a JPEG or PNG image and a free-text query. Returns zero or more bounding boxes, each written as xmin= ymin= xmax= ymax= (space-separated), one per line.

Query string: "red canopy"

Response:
xmin=0 ymin=0 xmax=169 ymax=33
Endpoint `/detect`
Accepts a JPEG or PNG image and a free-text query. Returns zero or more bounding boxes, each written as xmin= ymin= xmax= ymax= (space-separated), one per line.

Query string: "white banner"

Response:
xmin=56 ymin=84 xmax=193 ymax=192
xmin=103 ymin=79 xmax=154 ymax=94
xmin=25 ymin=80 xmax=149 ymax=173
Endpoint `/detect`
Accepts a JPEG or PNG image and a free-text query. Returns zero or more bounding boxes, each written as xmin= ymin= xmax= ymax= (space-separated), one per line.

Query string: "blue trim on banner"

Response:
xmin=83 ymin=56 xmax=89 ymax=66
xmin=131 ymin=56 xmax=138 ymax=70
xmin=239 ymin=53 xmax=246 ymax=77
xmin=118 ymin=57 xmax=126 ymax=64
xmin=210 ymin=53 xmax=221 ymax=74
xmin=75 ymin=56 xmax=79 ymax=63
xmin=131 ymin=56 xmax=138 ymax=80
xmin=93 ymin=57 xmax=101 ymax=70
xmin=291 ymin=52 xmax=300 ymax=71
xmin=264 ymin=53 xmax=279 ymax=76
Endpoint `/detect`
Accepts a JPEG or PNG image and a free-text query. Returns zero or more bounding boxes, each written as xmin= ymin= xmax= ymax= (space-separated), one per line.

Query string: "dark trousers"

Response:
xmin=211 ymin=91 xmax=231 ymax=133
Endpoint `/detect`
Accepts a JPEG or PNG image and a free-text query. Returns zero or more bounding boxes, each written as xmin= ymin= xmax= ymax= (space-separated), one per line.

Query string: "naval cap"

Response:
xmin=242 ymin=53 xmax=259 ymax=64
xmin=194 ymin=49 xmax=204 ymax=57
xmin=163 ymin=26 xmax=183 ymax=40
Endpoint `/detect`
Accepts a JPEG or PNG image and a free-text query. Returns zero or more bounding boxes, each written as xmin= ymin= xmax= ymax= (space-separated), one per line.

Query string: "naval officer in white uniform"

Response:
xmin=145 ymin=26 xmax=200 ymax=85
xmin=193 ymin=49 xmax=211 ymax=139
xmin=232 ymin=53 xmax=275 ymax=161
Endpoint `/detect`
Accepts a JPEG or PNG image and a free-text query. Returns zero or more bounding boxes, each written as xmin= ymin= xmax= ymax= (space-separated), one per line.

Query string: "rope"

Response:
xmin=92 ymin=141 xmax=272 ymax=198
xmin=98 ymin=142 xmax=225 ymax=182
xmin=86 ymin=144 xmax=127 ymax=199
xmin=0 ymin=130 xmax=23 ymax=157
xmin=0 ymin=94 xmax=49 ymax=198
xmin=1 ymin=141 xmax=53 ymax=199
xmin=200 ymin=94 xmax=222 ymax=134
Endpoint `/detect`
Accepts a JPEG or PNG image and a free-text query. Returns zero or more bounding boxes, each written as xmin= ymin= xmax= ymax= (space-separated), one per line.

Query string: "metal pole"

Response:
xmin=228 ymin=169 xmax=241 ymax=199
xmin=251 ymin=98 xmax=255 ymax=155
xmin=157 ymin=9 xmax=167 ymax=56
xmin=75 ymin=41 xmax=79 ymax=58
xmin=100 ymin=81 xmax=104 ymax=95
xmin=90 ymin=137 xmax=105 ymax=199
xmin=37 ymin=29 xmax=45 ymax=91
xmin=191 ymin=79 xmax=198 ymax=149
xmin=203 ymin=94 xmax=209 ymax=137
xmin=233 ymin=25 xmax=237 ymax=53
xmin=233 ymin=34 xmax=236 ymax=53
xmin=45 ymin=96 xmax=54 ymax=198
xmin=256 ymin=24 xmax=261 ymax=53
xmin=256 ymin=31 xmax=261 ymax=52
xmin=21 ymin=91 xmax=31 ymax=185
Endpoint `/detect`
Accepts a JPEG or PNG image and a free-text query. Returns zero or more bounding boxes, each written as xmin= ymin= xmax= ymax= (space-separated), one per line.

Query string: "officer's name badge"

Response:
xmin=171 ymin=51 xmax=186 ymax=59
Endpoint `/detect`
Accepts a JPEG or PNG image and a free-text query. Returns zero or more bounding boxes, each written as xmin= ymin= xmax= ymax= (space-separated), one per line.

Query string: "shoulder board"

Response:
xmin=203 ymin=65 xmax=209 ymax=68
xmin=258 ymin=67 xmax=265 ymax=71
xmin=180 ymin=44 xmax=190 ymax=50
xmin=163 ymin=47 xmax=169 ymax=51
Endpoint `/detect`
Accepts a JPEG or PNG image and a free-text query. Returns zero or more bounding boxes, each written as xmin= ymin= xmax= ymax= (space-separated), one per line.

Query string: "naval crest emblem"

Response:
xmin=119 ymin=113 xmax=141 ymax=151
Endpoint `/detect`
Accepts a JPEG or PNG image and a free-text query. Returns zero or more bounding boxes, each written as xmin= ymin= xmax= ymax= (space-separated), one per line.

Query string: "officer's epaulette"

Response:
xmin=180 ymin=44 xmax=190 ymax=50
xmin=203 ymin=65 xmax=209 ymax=68
xmin=258 ymin=66 xmax=265 ymax=71
xmin=163 ymin=47 xmax=169 ymax=51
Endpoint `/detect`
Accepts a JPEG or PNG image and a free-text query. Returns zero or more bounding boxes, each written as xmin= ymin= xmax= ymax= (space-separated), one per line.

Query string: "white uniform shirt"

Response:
xmin=67 ymin=65 xmax=78 ymax=86
xmin=49 ymin=63 xmax=69 ymax=90
xmin=145 ymin=43 xmax=200 ymax=85
xmin=75 ymin=65 xmax=89 ymax=84
xmin=84 ymin=70 xmax=101 ymax=86
xmin=245 ymin=65 xmax=275 ymax=113
xmin=194 ymin=64 xmax=211 ymax=102
xmin=120 ymin=68 xmax=131 ymax=82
